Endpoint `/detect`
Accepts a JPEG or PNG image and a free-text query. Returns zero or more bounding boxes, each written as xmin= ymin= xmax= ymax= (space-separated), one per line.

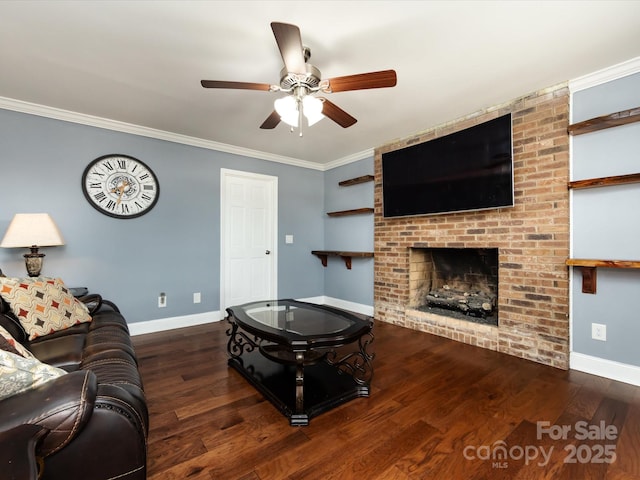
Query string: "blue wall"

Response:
xmin=323 ymin=158 xmax=375 ymax=307
xmin=570 ymin=72 xmax=640 ymax=367
xmin=0 ymin=109 xmax=331 ymax=324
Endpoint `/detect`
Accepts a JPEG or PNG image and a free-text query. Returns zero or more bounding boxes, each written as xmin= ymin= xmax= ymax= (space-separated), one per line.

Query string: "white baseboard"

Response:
xmin=296 ymin=296 xmax=374 ymax=317
xmin=129 ymin=311 xmax=222 ymax=336
xmin=570 ymin=352 xmax=640 ymax=387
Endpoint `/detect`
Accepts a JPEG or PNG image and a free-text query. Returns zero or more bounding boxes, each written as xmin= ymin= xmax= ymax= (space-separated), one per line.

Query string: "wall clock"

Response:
xmin=82 ymin=154 xmax=160 ymax=219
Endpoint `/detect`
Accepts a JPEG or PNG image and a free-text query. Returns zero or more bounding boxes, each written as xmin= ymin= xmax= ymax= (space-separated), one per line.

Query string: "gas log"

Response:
xmin=425 ymin=285 xmax=496 ymax=318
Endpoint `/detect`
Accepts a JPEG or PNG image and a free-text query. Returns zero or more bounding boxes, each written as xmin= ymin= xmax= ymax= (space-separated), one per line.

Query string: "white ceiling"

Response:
xmin=1 ymin=1 xmax=639 ymax=168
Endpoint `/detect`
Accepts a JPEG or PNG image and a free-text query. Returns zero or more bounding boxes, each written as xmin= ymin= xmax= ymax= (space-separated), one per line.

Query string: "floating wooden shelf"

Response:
xmin=567 ymin=106 xmax=640 ymax=294
xmin=566 ymin=259 xmax=640 ymax=269
xmin=568 ymin=173 xmax=640 ymax=190
xmin=567 ymin=106 xmax=640 ymax=136
xmin=566 ymin=259 xmax=640 ymax=294
xmin=326 ymin=208 xmax=374 ymax=217
xmin=322 ymin=175 xmax=375 ymax=268
xmin=311 ymin=250 xmax=374 ymax=269
xmin=338 ymin=175 xmax=374 ymax=187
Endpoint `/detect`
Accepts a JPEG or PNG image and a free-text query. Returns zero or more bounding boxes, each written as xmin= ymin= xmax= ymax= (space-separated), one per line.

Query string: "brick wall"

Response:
xmin=374 ymin=84 xmax=570 ymax=369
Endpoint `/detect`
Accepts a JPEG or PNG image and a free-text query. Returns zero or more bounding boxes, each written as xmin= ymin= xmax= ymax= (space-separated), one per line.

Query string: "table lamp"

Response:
xmin=0 ymin=213 xmax=65 ymax=277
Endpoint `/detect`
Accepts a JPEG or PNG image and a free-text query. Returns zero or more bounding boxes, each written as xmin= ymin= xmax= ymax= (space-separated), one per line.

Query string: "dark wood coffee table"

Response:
xmin=225 ymin=299 xmax=374 ymax=426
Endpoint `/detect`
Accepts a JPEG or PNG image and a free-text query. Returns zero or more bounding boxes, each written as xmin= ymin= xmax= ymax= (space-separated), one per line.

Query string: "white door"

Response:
xmin=220 ymin=169 xmax=278 ymax=313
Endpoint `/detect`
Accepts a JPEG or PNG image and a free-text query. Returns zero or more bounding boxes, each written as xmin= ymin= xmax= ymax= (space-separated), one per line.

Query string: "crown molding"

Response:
xmin=0 ymin=96 xmax=331 ymax=171
xmin=323 ymin=148 xmax=374 ymax=170
xmin=569 ymin=56 xmax=640 ymax=93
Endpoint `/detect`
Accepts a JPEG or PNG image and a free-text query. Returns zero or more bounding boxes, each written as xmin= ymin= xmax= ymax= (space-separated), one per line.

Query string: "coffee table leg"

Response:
xmin=295 ymin=351 xmax=304 ymax=414
xmin=289 ymin=351 xmax=309 ymax=426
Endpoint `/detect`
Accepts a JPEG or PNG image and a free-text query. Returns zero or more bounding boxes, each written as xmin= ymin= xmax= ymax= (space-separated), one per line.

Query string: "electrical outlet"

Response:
xmin=193 ymin=292 xmax=201 ymax=304
xmin=158 ymin=292 xmax=167 ymax=308
xmin=592 ymin=323 xmax=606 ymax=341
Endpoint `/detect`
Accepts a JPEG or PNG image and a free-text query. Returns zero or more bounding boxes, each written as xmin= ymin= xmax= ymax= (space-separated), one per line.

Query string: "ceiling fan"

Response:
xmin=201 ymin=22 xmax=397 ymax=135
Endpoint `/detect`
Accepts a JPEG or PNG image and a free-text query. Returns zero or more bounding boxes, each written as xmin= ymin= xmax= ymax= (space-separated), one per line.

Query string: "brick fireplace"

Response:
xmin=374 ymin=84 xmax=570 ymax=369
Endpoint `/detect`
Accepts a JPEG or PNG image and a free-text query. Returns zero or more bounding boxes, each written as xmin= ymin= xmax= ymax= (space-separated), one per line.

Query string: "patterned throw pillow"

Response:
xmin=0 ymin=325 xmax=34 ymax=358
xmin=0 ymin=349 xmax=67 ymax=400
xmin=0 ymin=277 xmax=92 ymax=340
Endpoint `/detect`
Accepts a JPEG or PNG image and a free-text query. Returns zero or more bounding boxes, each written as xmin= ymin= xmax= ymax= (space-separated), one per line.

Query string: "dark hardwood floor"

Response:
xmin=133 ymin=318 xmax=640 ymax=479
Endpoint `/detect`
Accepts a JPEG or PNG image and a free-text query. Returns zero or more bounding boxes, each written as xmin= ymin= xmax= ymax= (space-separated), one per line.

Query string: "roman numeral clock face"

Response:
xmin=82 ymin=154 xmax=160 ymax=219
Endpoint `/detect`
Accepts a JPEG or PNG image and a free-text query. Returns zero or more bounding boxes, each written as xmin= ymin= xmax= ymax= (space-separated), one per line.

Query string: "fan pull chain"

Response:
xmin=298 ymin=103 xmax=304 ymax=137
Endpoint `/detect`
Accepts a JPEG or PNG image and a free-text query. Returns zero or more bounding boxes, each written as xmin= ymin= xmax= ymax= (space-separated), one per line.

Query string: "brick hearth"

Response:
xmin=374 ymin=84 xmax=570 ymax=369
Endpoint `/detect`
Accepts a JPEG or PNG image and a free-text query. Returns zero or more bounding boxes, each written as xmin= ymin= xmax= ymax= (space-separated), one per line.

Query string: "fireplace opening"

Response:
xmin=409 ymin=247 xmax=499 ymax=326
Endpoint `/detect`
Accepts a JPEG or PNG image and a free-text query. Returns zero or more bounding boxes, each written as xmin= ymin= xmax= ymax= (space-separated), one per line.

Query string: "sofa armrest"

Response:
xmin=100 ymin=298 xmax=121 ymax=313
xmin=0 ymin=424 xmax=47 ymax=480
xmin=77 ymin=293 xmax=103 ymax=314
xmin=0 ymin=370 xmax=97 ymax=456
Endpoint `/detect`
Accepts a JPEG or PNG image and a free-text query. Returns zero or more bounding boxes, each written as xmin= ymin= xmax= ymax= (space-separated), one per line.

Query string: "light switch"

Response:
xmin=285 ymin=234 xmax=294 ymax=244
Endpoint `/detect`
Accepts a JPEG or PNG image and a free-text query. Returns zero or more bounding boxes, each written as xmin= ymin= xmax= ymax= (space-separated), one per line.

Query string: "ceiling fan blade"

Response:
xmin=321 ymin=99 xmax=357 ymax=128
xmin=324 ymin=70 xmax=397 ymax=93
xmin=271 ymin=22 xmax=306 ymax=74
xmin=260 ymin=110 xmax=281 ymax=129
xmin=201 ymin=80 xmax=273 ymax=91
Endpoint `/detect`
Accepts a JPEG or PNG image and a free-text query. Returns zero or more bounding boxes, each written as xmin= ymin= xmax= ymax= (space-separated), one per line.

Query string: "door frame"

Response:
xmin=219 ymin=168 xmax=278 ymax=315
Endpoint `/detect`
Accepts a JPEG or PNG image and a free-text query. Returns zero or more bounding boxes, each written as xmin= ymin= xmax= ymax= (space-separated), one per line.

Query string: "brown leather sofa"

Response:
xmin=0 ymin=294 xmax=147 ymax=480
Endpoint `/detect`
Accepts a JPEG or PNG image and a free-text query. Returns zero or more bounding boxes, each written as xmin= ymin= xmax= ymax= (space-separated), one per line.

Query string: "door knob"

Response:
xmin=265 ymin=250 xmax=271 ymax=255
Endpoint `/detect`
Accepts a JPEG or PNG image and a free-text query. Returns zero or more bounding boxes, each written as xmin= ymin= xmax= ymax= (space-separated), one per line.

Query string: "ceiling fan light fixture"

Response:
xmin=274 ymin=96 xmax=298 ymax=127
xmin=302 ymin=95 xmax=324 ymax=126
xmin=201 ymin=22 xmax=397 ymax=132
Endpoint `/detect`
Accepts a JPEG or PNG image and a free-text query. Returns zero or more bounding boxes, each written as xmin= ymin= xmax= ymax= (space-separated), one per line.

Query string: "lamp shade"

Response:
xmin=302 ymin=96 xmax=324 ymax=126
xmin=274 ymin=94 xmax=326 ymax=129
xmin=1 ymin=213 xmax=65 ymax=248
xmin=274 ymin=96 xmax=299 ymax=127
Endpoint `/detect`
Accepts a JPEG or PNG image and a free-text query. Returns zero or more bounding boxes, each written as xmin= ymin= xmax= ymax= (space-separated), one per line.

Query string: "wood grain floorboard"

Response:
xmin=133 ymin=318 xmax=640 ymax=479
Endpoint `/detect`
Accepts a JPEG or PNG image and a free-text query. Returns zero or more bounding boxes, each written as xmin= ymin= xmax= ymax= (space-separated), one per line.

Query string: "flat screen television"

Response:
xmin=382 ymin=114 xmax=513 ymax=218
